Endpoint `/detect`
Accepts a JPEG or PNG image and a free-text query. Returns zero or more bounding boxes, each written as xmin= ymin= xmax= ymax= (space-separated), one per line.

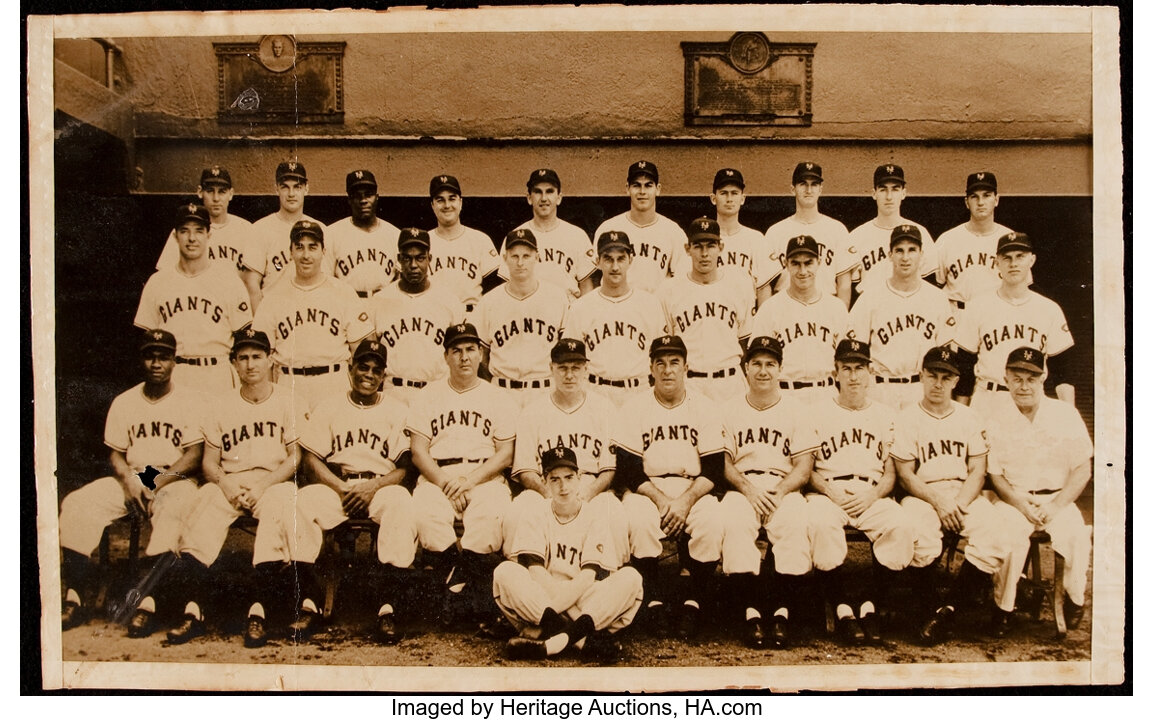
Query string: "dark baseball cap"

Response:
xmin=743 ymin=336 xmax=783 ymax=364
xmin=713 ymin=168 xmax=745 ymax=191
xmin=792 ymin=161 xmax=823 ymax=184
xmin=346 ymin=169 xmax=378 ymax=194
xmin=173 ymin=202 xmax=210 ymax=230
xmin=140 ymin=328 xmax=177 ymax=355
xmin=231 ymin=328 xmax=271 ymax=355
xmin=785 ymin=235 xmax=819 ymax=260
xmin=551 ymin=338 xmax=588 ymax=364
xmin=966 ymin=171 xmax=998 ymax=194
xmin=997 ymin=231 xmax=1033 ymax=255
xmin=397 ymin=227 xmax=431 ymax=251
xmin=1005 ymin=346 xmax=1045 ymax=375
xmin=290 ymin=219 xmax=324 ymax=245
xmin=504 ymin=228 xmax=538 ymax=251
xmin=922 ymin=346 xmax=960 ymax=375
xmin=873 ymin=164 xmax=906 ymax=187
xmin=199 ymin=165 xmax=232 ymax=188
xmin=835 ymin=338 xmax=871 ymax=364
xmin=541 ymin=445 xmax=580 ymax=475
xmin=627 ymin=160 xmax=658 ymax=184
xmin=429 ymin=174 xmax=462 ymax=197
xmin=649 ymin=334 xmax=688 ymax=359
xmin=686 ymin=217 xmax=722 ymax=244
xmin=443 ymin=322 xmax=482 ymax=349
xmin=527 ymin=168 xmax=561 ymax=192
xmin=890 ymin=224 xmax=922 ymax=247
xmin=352 ymin=338 xmax=387 ymax=366
xmin=597 ymin=230 xmax=634 ymax=255
xmin=276 ymin=160 xmax=307 ymax=183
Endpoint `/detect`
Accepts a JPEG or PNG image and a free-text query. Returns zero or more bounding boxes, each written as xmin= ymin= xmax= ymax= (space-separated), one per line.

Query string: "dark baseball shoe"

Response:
xmin=166 ymin=614 xmax=205 ymax=645
xmin=990 ymin=609 xmax=1013 ymax=639
xmin=676 ymin=603 xmax=702 ymax=643
xmin=126 ymin=608 xmax=156 ymax=638
xmin=375 ymin=613 xmax=401 ymax=645
xmin=642 ymin=601 xmax=673 ymax=637
xmin=859 ymin=612 xmax=883 ymax=644
xmin=505 ymin=636 xmax=548 ymax=661
xmin=769 ymin=615 xmax=790 ymax=649
xmin=287 ymin=608 xmax=320 ymax=643
xmin=243 ymin=615 xmax=267 ymax=648
xmin=1063 ymin=594 xmax=1085 ymax=631
xmin=917 ymin=607 xmax=954 ymax=646
xmin=835 ymin=615 xmax=865 ymax=645
xmin=61 ymin=601 xmax=84 ymax=631
xmin=743 ymin=616 xmax=767 ymax=649
xmin=477 ymin=613 xmax=517 ymax=640
xmin=582 ymin=630 xmax=623 ymax=663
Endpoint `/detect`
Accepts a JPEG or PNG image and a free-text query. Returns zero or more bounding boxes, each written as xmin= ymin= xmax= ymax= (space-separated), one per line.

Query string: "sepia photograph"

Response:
xmin=27 ymin=3 xmax=1126 ymax=692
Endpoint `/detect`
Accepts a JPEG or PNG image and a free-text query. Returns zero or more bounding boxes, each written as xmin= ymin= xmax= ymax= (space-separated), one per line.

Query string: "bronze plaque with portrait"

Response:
xmin=215 ymin=36 xmax=345 ymax=124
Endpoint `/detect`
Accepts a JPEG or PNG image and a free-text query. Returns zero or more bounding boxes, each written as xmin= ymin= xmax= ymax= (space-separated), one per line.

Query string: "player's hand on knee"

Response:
xmin=760 ymin=489 xmax=781 ymax=515
xmin=841 ymin=487 xmax=876 ymax=517
xmin=450 ymin=492 xmax=468 ymax=515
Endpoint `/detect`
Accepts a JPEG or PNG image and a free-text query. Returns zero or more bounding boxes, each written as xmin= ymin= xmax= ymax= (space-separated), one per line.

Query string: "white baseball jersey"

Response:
xmin=134 ymin=264 xmax=252 ymax=357
xmin=509 ymin=503 xmax=614 ymax=581
xmin=759 ymin=214 xmax=850 ymax=296
xmin=811 ymin=397 xmax=895 ymax=481
xmin=722 ymin=394 xmax=819 ymax=476
xmin=933 ymin=222 xmax=1015 ymax=304
xmin=501 ymin=219 xmax=595 ymax=299
xmin=326 ymin=216 xmax=403 ymax=296
xmin=369 ymin=281 xmax=464 ymax=384
xmin=847 ymin=280 xmax=957 ymax=378
xmin=750 ymin=291 xmax=848 ymax=383
xmin=300 ymin=392 xmax=410 ymax=476
xmin=843 ymin=219 xmax=938 ymax=294
xmin=155 ymin=214 xmax=253 ymax=273
xmin=252 ymin=276 xmax=372 ymax=368
xmin=985 ymin=394 xmax=1092 ymax=493
xmin=611 ymin=391 xmax=726 ymax=479
xmin=565 ymin=288 xmax=666 ymax=381
xmin=469 ymin=283 xmax=569 ymax=381
xmin=954 ymin=289 xmax=1074 ymax=384
xmin=105 ymin=383 xmax=203 ymax=471
xmin=592 ymin=213 xmax=687 ymax=293
xmin=203 ymin=384 xmax=298 ymax=473
xmin=405 ymin=379 xmax=514 ymax=461
xmin=512 ymin=391 xmax=616 ymax=477
xmin=891 ymin=401 xmax=988 ymax=482
xmin=657 ymin=271 xmax=753 ymax=373
xmin=675 ymin=224 xmax=761 ymax=289
xmin=244 ymin=213 xmax=334 ymax=292
xmin=427 ymin=225 xmax=500 ymax=309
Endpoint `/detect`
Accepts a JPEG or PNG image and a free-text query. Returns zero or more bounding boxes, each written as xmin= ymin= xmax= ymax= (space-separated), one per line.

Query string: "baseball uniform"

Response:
xmin=749 ymin=290 xmax=848 ymax=402
xmin=501 ymin=219 xmax=595 ymax=301
xmin=844 ymin=218 xmax=938 ymax=296
xmin=674 ymin=224 xmax=761 ymax=290
xmin=934 ymin=221 xmax=1015 ymax=306
xmin=760 ymin=214 xmax=850 ymax=299
xmin=244 ymin=213 xmax=333 ymax=293
xmin=427 ymin=225 xmax=500 ymax=311
xmin=369 ymin=280 xmax=464 ymax=408
xmin=592 ymin=213 xmax=687 ymax=294
xmin=565 ymin=287 xmax=666 ymax=407
xmin=327 ymin=215 xmax=403 ymax=298
xmin=156 ymin=214 xmax=253 ymax=274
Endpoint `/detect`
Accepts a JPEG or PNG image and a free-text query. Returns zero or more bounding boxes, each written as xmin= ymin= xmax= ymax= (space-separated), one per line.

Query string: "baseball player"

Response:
xmin=241 ymin=160 xmax=333 ymax=310
xmin=426 ymin=174 xmax=500 ymax=312
xmin=953 ymin=231 xmax=1076 ymax=414
xmin=893 ymin=346 xmax=1031 ymax=644
xmin=842 ymin=164 xmax=937 ymax=300
xmin=405 ymin=322 xmax=515 ymax=628
xmin=673 ymin=168 xmax=759 ymax=292
xmin=470 ymin=228 xmax=569 ymax=409
xmin=610 ymin=335 xmax=726 ymax=640
xmin=300 ymin=339 xmax=415 ymax=644
xmin=758 ymin=162 xmax=851 ymax=308
xmin=718 ymin=336 xmax=818 ymax=649
xmin=251 ymin=220 xmax=373 ymax=419
xmin=657 ymin=217 xmax=753 ymax=403
xmin=154 ymin=165 xmax=252 ymax=279
xmin=985 ymin=347 xmax=1093 ymax=635
xmin=592 ymin=160 xmax=688 ymax=293
xmin=58 ymin=329 xmax=203 ymax=634
xmin=134 ymin=202 xmax=252 ymax=396
xmin=749 ymin=235 xmax=849 ymax=404
xmin=500 ymin=168 xmax=596 ymax=301
xmin=847 ymin=224 xmax=957 ymax=410
xmin=494 ymin=446 xmax=643 ymax=661
xmin=564 ymin=230 xmax=667 ymax=408
xmin=368 ymin=228 xmax=465 ymax=408
xmin=327 ymin=169 xmax=403 ymax=298
xmin=806 ymin=338 xmax=923 ymax=645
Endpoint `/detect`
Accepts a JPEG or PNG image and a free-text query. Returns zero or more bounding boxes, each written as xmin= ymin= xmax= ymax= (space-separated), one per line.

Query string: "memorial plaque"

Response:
xmin=215 ymin=36 xmax=345 ymax=124
xmin=682 ymin=33 xmax=814 ymax=126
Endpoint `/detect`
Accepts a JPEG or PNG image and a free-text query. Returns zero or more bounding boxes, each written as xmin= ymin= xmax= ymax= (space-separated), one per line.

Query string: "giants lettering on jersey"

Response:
xmin=429 ymin=409 xmax=494 ymax=438
xmin=337 ymin=249 xmax=394 ymax=278
xmin=493 ymin=318 xmax=561 ymax=347
xmin=270 ymin=250 xmax=290 ymax=274
xmin=379 ymin=316 xmax=445 ymax=347
xmin=980 ymin=324 xmax=1048 ymax=353
xmin=537 ymin=436 xmax=603 ymax=464
xmin=777 ymin=242 xmax=833 ymax=270
xmin=158 ymin=295 xmax=231 ymax=324
xmin=720 ymin=251 xmax=753 ymax=274
xmin=276 ymin=308 xmax=342 ymax=339
xmin=585 ymin=321 xmax=648 ymax=353
xmin=669 ymin=302 xmax=739 ymax=333
xmin=431 ymin=255 xmax=478 ymax=280
xmin=945 ymin=251 xmax=995 ymax=281
xmin=819 ymin=427 xmax=883 ymax=462
xmin=207 ymin=244 xmax=244 ymax=269
xmin=916 ymin=437 xmax=968 ymax=465
xmin=554 ymin=542 xmax=582 ymax=569
xmin=732 ymin=425 xmax=791 ymax=456
xmin=220 ymin=420 xmax=281 ymax=453
xmin=779 ymin=321 xmax=837 ymax=345
xmin=861 ymin=246 xmax=887 ymax=271
xmin=636 ymin=242 xmax=670 ymax=271
xmin=542 ymin=248 xmax=576 ymax=275
xmin=332 ymin=427 xmax=391 ymax=461
xmin=875 ymin=314 xmax=936 ymax=344
xmin=642 ymin=424 xmax=699 ymax=450
xmin=131 ymin=421 xmax=184 ymax=448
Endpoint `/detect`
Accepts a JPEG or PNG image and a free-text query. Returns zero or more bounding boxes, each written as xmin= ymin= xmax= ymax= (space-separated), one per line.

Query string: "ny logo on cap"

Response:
xmin=301 ymin=221 xmax=313 ymax=229
xmin=724 ymin=170 xmax=734 ymax=176
xmin=851 ymin=341 xmax=860 ymax=351
xmin=1007 ymin=232 xmax=1017 ymax=240
xmin=370 ymin=342 xmax=380 ymax=351
xmin=699 ymin=220 xmax=710 ymax=230
xmin=805 ymin=162 xmax=814 ymax=170
xmin=355 ymin=171 xmax=363 ymax=179
xmin=977 ymin=172 xmax=986 ymax=180
xmin=797 ymin=237 xmax=808 ymax=246
xmin=245 ymin=329 xmax=256 ymax=338
xmin=609 ymin=232 xmax=620 ymax=242
xmin=900 ymin=224 xmax=911 ymax=232
xmin=439 ymin=176 xmax=448 ymax=183
xmin=940 ymin=350 xmax=951 ymax=361
xmin=151 ymin=331 xmax=164 ymax=340
xmin=886 ymin=165 xmax=894 ymax=174
xmin=514 ymin=230 xmax=527 ymax=238
xmin=288 ymin=162 xmax=298 ymax=171
xmin=455 ymin=324 xmax=467 ymax=332
xmin=565 ymin=341 xmax=577 ymax=351
xmin=537 ymin=169 xmax=547 ymax=176
xmin=661 ymin=335 xmax=672 ymax=344
xmin=210 ymin=167 xmax=221 ymax=176
xmin=187 ymin=204 xmax=197 ymax=213
xmin=638 ymin=161 xmax=647 ymax=168
xmin=1023 ymin=350 xmax=1034 ymax=360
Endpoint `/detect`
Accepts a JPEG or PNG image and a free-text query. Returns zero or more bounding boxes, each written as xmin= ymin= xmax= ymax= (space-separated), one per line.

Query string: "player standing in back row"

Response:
xmin=327 ymin=169 xmax=402 ymax=299
xmin=675 ymin=168 xmax=759 ymax=293
xmin=934 ymin=171 xmax=1019 ymax=311
xmin=426 ymin=174 xmax=500 ymax=312
xmin=154 ymin=166 xmax=252 ymax=282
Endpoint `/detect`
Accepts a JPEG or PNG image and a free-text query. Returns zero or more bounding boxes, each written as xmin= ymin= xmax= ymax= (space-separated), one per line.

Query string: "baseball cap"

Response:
xmin=541 ymin=445 xmax=580 ymax=475
xmin=504 ymin=228 xmax=538 ymax=251
xmin=922 ymin=346 xmax=960 ymax=375
xmin=276 ymin=160 xmax=307 ymax=183
xmin=1005 ymin=346 xmax=1045 ymax=375
xmin=966 ymin=171 xmax=998 ymax=194
xmin=649 ymin=334 xmax=688 ymax=359
xmin=890 ymin=224 xmax=922 ymax=247
xmin=713 ymin=168 xmax=745 ymax=191
xmin=792 ymin=161 xmax=823 ymax=184
xmin=527 ymin=168 xmax=561 ymax=192
xmin=596 ymin=230 xmax=634 ymax=255
xmin=743 ymin=335 xmax=783 ymax=364
xmin=199 ymin=165 xmax=232 ymax=188
xmin=290 ymin=219 xmax=324 ymax=245
xmin=442 ymin=322 xmax=482 ymax=349
xmin=429 ymin=174 xmax=462 ymax=197
xmin=551 ymin=338 xmax=588 ymax=364
xmin=140 ymin=328 xmax=177 ymax=355
xmin=873 ymin=164 xmax=906 ymax=187
xmin=834 ymin=338 xmax=871 ymax=364
xmin=997 ymin=231 xmax=1033 ymax=255
xmin=627 ymin=160 xmax=659 ymax=184
xmin=346 ymin=169 xmax=377 ymax=194
xmin=352 ymin=338 xmax=387 ymax=366
xmin=686 ymin=217 xmax=722 ymax=244
xmin=231 ymin=327 xmax=271 ymax=355
xmin=397 ymin=227 xmax=431 ymax=251
xmin=785 ymin=235 xmax=819 ymax=260
xmin=173 ymin=202 xmax=210 ymax=230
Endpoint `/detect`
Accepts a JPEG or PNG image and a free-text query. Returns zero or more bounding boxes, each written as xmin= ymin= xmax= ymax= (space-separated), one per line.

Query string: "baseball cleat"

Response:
xmin=917 ymin=607 xmax=954 ymax=646
xmin=1063 ymin=594 xmax=1085 ymax=631
xmin=859 ymin=612 xmax=882 ymax=644
xmin=769 ymin=615 xmax=790 ymax=649
xmin=582 ymin=630 xmax=623 ymax=663
xmin=743 ymin=616 xmax=767 ymax=649
xmin=166 ymin=614 xmax=205 ymax=645
xmin=676 ymin=603 xmax=702 ymax=643
xmin=835 ymin=615 xmax=865 ymax=645
xmin=61 ymin=601 xmax=84 ymax=631
xmin=126 ymin=608 xmax=156 ymax=638
xmin=990 ymin=609 xmax=1012 ymax=639
xmin=287 ymin=608 xmax=320 ymax=643
xmin=375 ymin=613 xmax=401 ymax=645
xmin=243 ymin=615 xmax=267 ymax=648
xmin=505 ymin=636 xmax=548 ymax=661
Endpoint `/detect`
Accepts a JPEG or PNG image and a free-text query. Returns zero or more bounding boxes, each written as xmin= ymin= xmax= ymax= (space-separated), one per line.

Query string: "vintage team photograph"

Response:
xmin=28 ymin=3 xmax=1126 ymax=692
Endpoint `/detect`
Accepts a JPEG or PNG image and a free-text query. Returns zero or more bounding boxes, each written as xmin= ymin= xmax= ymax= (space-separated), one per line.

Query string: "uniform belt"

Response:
xmin=281 ymin=363 xmax=343 ymax=376
xmin=1028 ymin=488 xmax=1060 ymax=496
xmin=833 ymin=474 xmax=878 ymax=486
xmin=983 ymin=381 xmax=1009 ymax=392
xmin=745 ymin=469 xmax=786 ymax=478
xmin=780 ymin=377 xmax=834 ymax=390
xmin=436 ymin=457 xmax=486 ymax=467
xmin=343 ymin=472 xmax=378 ymax=481
xmin=875 ymin=374 xmax=920 ymax=384
xmin=495 ymin=377 xmax=551 ymax=390
xmin=176 ymin=356 xmax=221 ymax=367
xmin=390 ymin=377 xmax=428 ymax=389
xmin=355 ymin=288 xmax=383 ymax=299
xmin=687 ymin=367 xmax=738 ymax=379
xmin=588 ymin=373 xmax=642 ymax=388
